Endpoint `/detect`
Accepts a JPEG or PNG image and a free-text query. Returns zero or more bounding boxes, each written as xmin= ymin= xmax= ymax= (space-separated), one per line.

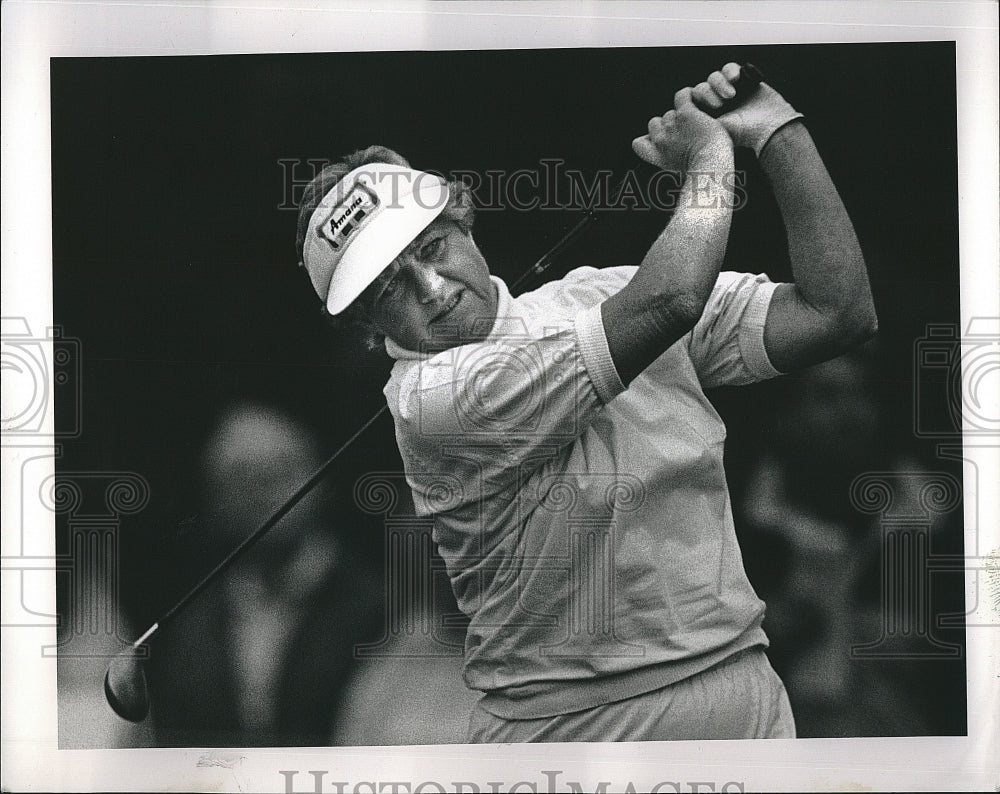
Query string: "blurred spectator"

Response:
xmin=145 ymin=401 xmax=382 ymax=746
xmin=733 ymin=348 xmax=965 ymax=737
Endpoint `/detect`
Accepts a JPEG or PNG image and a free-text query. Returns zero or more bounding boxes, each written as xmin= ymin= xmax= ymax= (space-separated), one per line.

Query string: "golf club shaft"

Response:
xmin=517 ymin=63 xmax=762 ymax=288
xmin=135 ymin=405 xmax=389 ymax=647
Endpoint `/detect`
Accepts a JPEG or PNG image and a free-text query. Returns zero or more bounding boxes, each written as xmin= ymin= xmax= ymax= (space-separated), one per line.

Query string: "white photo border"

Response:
xmin=2 ymin=1 xmax=998 ymax=791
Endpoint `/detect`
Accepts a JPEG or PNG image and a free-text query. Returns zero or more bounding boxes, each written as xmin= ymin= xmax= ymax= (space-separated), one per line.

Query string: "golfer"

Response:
xmin=296 ymin=63 xmax=876 ymax=742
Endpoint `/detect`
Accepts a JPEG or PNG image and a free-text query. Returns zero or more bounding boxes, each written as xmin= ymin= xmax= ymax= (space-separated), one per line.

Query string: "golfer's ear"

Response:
xmin=452 ymin=179 xmax=475 ymax=206
xmin=449 ymin=180 xmax=477 ymax=234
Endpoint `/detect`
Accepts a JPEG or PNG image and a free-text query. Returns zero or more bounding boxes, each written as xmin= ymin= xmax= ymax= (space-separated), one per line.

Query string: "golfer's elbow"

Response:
xmin=828 ymin=291 xmax=879 ymax=352
xmin=839 ymin=272 xmax=878 ymax=348
xmin=853 ymin=303 xmax=879 ymax=345
xmin=647 ymin=289 xmax=707 ymax=337
xmin=802 ymin=246 xmax=878 ymax=354
xmin=602 ymin=286 xmax=709 ymax=386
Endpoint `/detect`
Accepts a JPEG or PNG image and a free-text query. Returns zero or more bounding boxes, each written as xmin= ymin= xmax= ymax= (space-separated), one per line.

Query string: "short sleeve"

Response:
xmin=526 ymin=265 xmax=632 ymax=402
xmin=687 ymin=271 xmax=785 ymax=388
xmin=574 ymin=302 xmax=626 ymax=403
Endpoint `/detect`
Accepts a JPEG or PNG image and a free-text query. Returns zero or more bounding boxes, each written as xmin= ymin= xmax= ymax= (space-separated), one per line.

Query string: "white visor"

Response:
xmin=302 ymin=164 xmax=449 ymax=315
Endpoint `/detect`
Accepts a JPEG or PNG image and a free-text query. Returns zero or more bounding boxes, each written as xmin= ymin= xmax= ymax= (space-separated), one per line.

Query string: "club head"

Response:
xmin=104 ymin=650 xmax=150 ymax=722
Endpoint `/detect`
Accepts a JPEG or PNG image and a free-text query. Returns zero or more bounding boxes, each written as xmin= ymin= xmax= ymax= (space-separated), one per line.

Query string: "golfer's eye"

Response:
xmin=420 ymin=236 xmax=445 ymax=260
xmin=371 ymin=272 xmax=401 ymax=311
xmin=381 ymin=275 xmax=401 ymax=299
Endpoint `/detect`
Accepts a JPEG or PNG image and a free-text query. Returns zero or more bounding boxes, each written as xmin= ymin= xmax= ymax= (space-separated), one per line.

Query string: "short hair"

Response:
xmin=295 ymin=145 xmax=476 ymax=350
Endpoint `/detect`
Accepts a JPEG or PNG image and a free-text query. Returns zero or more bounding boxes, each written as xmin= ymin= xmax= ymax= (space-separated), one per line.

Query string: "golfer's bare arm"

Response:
xmin=758 ymin=122 xmax=877 ymax=371
xmin=602 ymin=88 xmax=736 ymax=386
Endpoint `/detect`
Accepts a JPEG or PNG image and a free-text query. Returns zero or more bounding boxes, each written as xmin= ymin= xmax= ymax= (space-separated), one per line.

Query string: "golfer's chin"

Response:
xmin=419 ymin=304 xmax=496 ymax=352
xmin=420 ymin=321 xmax=492 ymax=352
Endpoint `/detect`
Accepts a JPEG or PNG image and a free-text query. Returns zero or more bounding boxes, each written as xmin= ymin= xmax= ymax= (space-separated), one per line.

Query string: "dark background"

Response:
xmin=52 ymin=42 xmax=966 ymax=742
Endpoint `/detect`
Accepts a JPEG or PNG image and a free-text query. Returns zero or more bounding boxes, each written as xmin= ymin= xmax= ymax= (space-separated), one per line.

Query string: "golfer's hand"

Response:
xmin=693 ymin=63 xmax=803 ymax=156
xmin=632 ymin=87 xmax=731 ymax=173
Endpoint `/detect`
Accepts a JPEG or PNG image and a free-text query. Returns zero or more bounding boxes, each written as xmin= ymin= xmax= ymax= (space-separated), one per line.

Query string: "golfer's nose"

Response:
xmin=411 ymin=263 xmax=446 ymax=303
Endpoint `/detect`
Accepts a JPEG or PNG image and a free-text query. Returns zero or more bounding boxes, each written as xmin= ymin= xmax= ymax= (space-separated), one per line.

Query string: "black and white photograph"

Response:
xmin=2 ymin=2 xmax=998 ymax=792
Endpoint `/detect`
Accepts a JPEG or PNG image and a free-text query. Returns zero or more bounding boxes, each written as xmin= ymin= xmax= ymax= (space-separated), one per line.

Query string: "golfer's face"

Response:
xmin=366 ymin=218 xmax=498 ymax=352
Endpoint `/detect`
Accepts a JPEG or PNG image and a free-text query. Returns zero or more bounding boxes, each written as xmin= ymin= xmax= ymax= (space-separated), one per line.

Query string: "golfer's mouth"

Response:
xmin=431 ymin=291 xmax=463 ymax=323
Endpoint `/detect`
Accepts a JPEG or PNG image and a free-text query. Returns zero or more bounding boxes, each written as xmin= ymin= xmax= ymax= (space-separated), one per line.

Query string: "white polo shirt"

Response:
xmin=383 ymin=266 xmax=782 ymax=719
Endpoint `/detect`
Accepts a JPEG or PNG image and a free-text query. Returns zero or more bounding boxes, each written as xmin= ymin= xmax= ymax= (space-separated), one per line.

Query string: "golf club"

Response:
xmin=104 ymin=63 xmax=764 ymax=723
